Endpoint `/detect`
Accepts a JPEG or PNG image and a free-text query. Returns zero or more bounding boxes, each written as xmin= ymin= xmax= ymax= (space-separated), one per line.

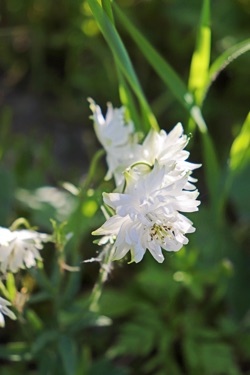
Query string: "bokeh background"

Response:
xmin=0 ymin=0 xmax=250 ymax=374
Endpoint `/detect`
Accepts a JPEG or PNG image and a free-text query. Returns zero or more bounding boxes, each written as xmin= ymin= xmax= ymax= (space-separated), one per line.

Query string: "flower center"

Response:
xmin=149 ymin=223 xmax=175 ymax=243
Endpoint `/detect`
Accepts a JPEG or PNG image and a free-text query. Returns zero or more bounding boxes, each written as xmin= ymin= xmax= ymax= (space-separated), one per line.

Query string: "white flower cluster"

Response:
xmin=90 ymin=100 xmax=201 ymax=263
xmin=0 ymin=227 xmax=48 ymax=274
xmin=0 ymin=227 xmax=48 ymax=327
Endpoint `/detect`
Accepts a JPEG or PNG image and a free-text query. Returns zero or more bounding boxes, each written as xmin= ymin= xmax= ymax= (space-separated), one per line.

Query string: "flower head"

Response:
xmin=0 ymin=227 xmax=48 ymax=274
xmin=89 ymin=98 xmax=139 ymax=185
xmin=93 ymin=163 xmax=200 ymax=263
xmin=133 ymin=123 xmax=201 ymax=190
xmin=0 ymin=297 xmax=16 ymax=327
xmin=89 ymin=98 xmax=134 ymax=150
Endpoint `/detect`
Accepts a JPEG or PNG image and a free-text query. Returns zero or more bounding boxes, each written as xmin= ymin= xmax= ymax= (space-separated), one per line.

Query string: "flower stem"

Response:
xmin=89 ymin=244 xmax=115 ymax=312
xmin=9 ymin=218 xmax=32 ymax=231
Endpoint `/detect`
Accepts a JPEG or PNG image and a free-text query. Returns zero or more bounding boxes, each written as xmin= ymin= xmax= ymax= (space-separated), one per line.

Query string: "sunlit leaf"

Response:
xmin=6 ymin=273 xmax=16 ymax=301
xmin=188 ymin=0 xmax=211 ymax=105
xmin=229 ymin=112 xmax=250 ymax=173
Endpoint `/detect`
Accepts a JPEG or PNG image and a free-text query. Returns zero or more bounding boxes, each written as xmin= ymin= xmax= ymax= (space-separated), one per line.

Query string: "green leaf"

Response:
xmin=101 ymin=0 xmax=114 ymax=23
xmin=58 ymin=335 xmax=77 ymax=375
xmin=6 ymin=273 xmax=16 ymax=301
xmin=188 ymin=0 xmax=211 ymax=105
xmin=87 ymin=0 xmax=159 ymax=132
xmin=229 ymin=112 xmax=250 ymax=173
xmin=203 ymin=39 xmax=250 ymax=102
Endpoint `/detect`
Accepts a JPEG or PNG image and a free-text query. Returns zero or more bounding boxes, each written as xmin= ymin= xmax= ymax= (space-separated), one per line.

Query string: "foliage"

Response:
xmin=0 ymin=0 xmax=249 ymax=374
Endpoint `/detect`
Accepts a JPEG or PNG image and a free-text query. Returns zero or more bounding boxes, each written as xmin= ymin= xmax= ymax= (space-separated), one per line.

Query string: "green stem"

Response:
xmin=9 ymin=217 xmax=32 ymax=231
xmin=89 ymin=244 xmax=115 ymax=312
xmin=80 ymin=149 xmax=105 ymax=191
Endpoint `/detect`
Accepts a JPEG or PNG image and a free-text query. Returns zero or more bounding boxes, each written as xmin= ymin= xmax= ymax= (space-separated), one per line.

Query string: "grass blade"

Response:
xmin=101 ymin=0 xmax=114 ymax=23
xmin=87 ymin=0 xmax=159 ymax=132
xmin=229 ymin=112 xmax=250 ymax=174
xmin=188 ymin=0 xmax=211 ymax=105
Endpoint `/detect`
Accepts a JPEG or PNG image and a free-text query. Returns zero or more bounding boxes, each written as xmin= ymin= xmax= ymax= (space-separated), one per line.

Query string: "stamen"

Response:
xmin=149 ymin=223 xmax=175 ymax=243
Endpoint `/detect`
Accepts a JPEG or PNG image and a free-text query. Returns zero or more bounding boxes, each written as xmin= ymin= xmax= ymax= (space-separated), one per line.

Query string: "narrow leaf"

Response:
xmin=188 ymin=0 xmax=211 ymax=105
xmin=6 ymin=273 xmax=16 ymax=301
xmin=87 ymin=0 xmax=159 ymax=132
xmin=229 ymin=112 xmax=250 ymax=173
xmin=101 ymin=0 xmax=114 ymax=23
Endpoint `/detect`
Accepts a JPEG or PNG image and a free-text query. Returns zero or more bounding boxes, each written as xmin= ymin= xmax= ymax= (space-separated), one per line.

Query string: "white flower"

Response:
xmin=0 ymin=297 xmax=16 ymax=327
xmin=89 ymin=99 xmax=139 ymax=185
xmin=90 ymin=99 xmax=200 ymax=189
xmin=89 ymin=98 xmax=134 ymax=150
xmin=133 ymin=123 xmax=201 ymax=190
xmin=93 ymin=163 xmax=200 ymax=263
xmin=0 ymin=227 xmax=48 ymax=274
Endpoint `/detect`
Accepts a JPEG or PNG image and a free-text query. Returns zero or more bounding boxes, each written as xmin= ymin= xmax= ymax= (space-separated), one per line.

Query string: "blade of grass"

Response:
xmin=202 ymin=39 xmax=250 ymax=102
xmin=101 ymin=1 xmax=143 ymax=132
xmin=188 ymin=0 xmax=211 ymax=105
xmin=101 ymin=0 xmax=114 ymax=23
xmin=187 ymin=0 xmax=211 ymax=132
xmin=186 ymin=0 xmax=222 ymax=208
xmin=229 ymin=112 xmax=250 ymax=175
xmin=87 ymin=0 xmax=159 ymax=132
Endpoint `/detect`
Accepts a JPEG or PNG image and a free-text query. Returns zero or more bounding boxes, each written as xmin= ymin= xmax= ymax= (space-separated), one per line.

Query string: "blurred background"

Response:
xmin=0 ymin=0 xmax=250 ymax=374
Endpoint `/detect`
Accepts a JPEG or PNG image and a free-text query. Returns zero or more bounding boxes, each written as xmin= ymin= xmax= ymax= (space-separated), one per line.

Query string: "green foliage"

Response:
xmin=100 ymin=252 xmax=248 ymax=375
xmin=0 ymin=0 xmax=249 ymax=374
